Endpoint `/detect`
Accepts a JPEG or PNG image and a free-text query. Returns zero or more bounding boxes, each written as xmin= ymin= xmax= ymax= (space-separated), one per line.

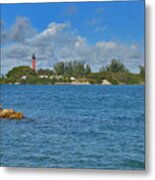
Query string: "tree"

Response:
xmin=37 ymin=69 xmax=53 ymax=75
xmin=139 ymin=65 xmax=145 ymax=76
xmin=64 ymin=61 xmax=73 ymax=76
xmin=53 ymin=62 xmax=65 ymax=75
xmin=37 ymin=69 xmax=47 ymax=75
xmin=6 ymin=66 xmax=35 ymax=79
xmin=99 ymin=66 xmax=106 ymax=73
xmin=85 ymin=64 xmax=91 ymax=75
xmin=106 ymin=59 xmax=128 ymax=73
xmin=53 ymin=61 xmax=87 ymax=77
xmin=72 ymin=61 xmax=85 ymax=77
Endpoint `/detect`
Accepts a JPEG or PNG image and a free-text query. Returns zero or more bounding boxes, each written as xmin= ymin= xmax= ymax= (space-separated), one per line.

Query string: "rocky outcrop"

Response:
xmin=0 ymin=109 xmax=23 ymax=119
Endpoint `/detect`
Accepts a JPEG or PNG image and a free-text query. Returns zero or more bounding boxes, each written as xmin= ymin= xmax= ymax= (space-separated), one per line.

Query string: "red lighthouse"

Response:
xmin=32 ymin=54 xmax=36 ymax=71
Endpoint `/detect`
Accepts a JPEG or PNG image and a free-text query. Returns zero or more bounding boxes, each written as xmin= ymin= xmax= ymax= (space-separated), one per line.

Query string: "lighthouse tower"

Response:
xmin=32 ymin=54 xmax=36 ymax=71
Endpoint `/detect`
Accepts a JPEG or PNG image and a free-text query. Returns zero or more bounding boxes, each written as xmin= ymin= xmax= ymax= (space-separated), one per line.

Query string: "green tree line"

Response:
xmin=0 ymin=59 xmax=145 ymax=84
xmin=53 ymin=61 xmax=91 ymax=77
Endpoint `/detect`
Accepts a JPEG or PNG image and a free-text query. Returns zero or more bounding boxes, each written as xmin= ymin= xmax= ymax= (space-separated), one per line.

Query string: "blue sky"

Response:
xmin=1 ymin=1 xmax=144 ymax=74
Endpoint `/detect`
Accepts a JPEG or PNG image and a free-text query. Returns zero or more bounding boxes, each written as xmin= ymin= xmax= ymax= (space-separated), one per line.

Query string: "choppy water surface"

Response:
xmin=0 ymin=85 xmax=144 ymax=169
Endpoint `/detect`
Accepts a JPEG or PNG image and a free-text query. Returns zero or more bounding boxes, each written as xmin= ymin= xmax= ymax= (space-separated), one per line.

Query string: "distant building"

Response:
xmin=39 ymin=75 xmax=48 ymax=79
xmin=50 ymin=75 xmax=63 ymax=79
xmin=58 ymin=75 xmax=63 ymax=79
xmin=70 ymin=76 xmax=76 ymax=81
xmin=32 ymin=54 xmax=36 ymax=71
xmin=21 ymin=75 xmax=27 ymax=80
xmin=50 ymin=75 xmax=55 ymax=79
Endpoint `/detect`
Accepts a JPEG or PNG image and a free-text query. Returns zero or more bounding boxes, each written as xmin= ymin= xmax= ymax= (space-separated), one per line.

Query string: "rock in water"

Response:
xmin=0 ymin=109 xmax=23 ymax=119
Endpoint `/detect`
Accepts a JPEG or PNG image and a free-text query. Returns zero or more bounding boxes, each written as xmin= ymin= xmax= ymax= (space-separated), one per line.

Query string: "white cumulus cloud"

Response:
xmin=1 ymin=17 xmax=144 ymax=74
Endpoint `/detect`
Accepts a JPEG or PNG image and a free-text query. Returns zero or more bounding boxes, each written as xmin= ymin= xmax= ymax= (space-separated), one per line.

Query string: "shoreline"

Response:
xmin=0 ymin=78 xmax=144 ymax=85
xmin=0 ymin=83 xmax=145 ymax=85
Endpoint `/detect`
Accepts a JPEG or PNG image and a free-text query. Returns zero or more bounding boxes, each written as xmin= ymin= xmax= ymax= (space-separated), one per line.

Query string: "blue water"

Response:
xmin=0 ymin=85 xmax=144 ymax=169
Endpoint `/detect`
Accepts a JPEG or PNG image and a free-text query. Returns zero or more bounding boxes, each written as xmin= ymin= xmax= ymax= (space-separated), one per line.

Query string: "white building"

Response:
xmin=21 ymin=75 xmax=27 ymax=80
xmin=50 ymin=75 xmax=64 ymax=79
xmin=70 ymin=76 xmax=76 ymax=81
xmin=39 ymin=75 xmax=48 ymax=79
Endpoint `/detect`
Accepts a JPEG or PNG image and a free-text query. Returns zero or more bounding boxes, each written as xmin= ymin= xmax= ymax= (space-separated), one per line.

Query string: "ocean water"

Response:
xmin=0 ymin=85 xmax=145 ymax=169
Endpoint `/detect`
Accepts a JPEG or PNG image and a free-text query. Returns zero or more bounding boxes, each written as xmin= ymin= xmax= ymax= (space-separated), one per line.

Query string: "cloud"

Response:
xmin=35 ymin=22 xmax=70 ymax=40
xmin=10 ymin=16 xmax=37 ymax=42
xmin=1 ymin=16 xmax=37 ymax=45
xmin=0 ymin=20 xmax=7 ymax=44
xmin=94 ymin=25 xmax=109 ymax=33
xmin=95 ymin=41 xmax=143 ymax=71
xmin=1 ymin=17 xmax=144 ymax=74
